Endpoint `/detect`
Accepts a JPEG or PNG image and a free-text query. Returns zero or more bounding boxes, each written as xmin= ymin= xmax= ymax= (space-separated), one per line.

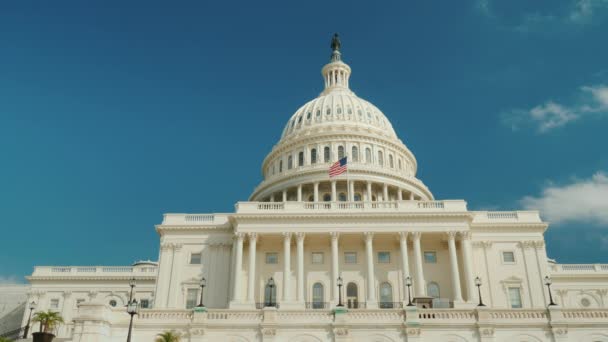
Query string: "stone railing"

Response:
xmin=486 ymin=309 xmax=548 ymax=321
xmin=471 ymin=210 xmax=542 ymax=224
xmin=161 ymin=213 xmax=230 ymax=226
xmin=550 ymin=264 xmax=608 ymax=274
xmin=561 ymin=309 xmax=608 ymax=320
xmin=417 ymin=309 xmax=477 ymax=323
xmin=235 ymin=200 xmax=468 ymax=214
xmin=32 ymin=265 xmax=157 ymax=277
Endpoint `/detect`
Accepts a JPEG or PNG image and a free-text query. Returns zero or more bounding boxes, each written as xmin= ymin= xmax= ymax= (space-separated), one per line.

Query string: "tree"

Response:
xmin=0 ymin=337 xmax=13 ymax=342
xmin=32 ymin=311 xmax=64 ymax=333
xmin=155 ymin=330 xmax=181 ymax=342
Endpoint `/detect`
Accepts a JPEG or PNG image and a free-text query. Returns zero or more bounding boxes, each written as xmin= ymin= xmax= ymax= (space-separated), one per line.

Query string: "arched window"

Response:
xmin=365 ymin=148 xmax=372 ymax=164
xmin=378 ymin=151 xmax=384 ymax=166
xmin=279 ymin=160 xmax=283 ymax=172
xmin=398 ymin=159 xmax=402 ymax=170
xmin=338 ymin=193 xmax=347 ymax=202
xmin=367 ymin=112 xmax=372 ymax=121
xmin=308 ymin=195 xmax=314 ymax=202
xmin=389 ymin=154 xmax=394 ymax=168
xmin=338 ymin=146 xmax=345 ymax=159
xmin=297 ymin=116 xmax=302 ymax=124
xmin=352 ymin=146 xmax=359 ymax=162
xmin=337 ymin=107 xmax=342 ymax=114
xmin=346 ymin=282 xmax=358 ymax=309
xmin=306 ymin=112 xmax=311 ymax=120
xmin=427 ymin=282 xmax=440 ymax=298
xmin=311 ymin=148 xmax=317 ymax=164
xmin=354 ymin=193 xmax=362 ymax=201
xmin=324 ymin=147 xmax=331 ymax=163
xmin=312 ymin=283 xmax=324 ymax=309
xmin=298 ymin=152 xmax=304 ymax=167
xmin=347 ymin=107 xmax=352 ymax=114
xmin=379 ymin=282 xmax=394 ymax=308
xmin=326 ymin=108 xmax=331 ymax=116
xmin=316 ymin=109 xmax=321 ymax=119
xmin=288 ymin=155 xmax=293 ymax=169
xmin=264 ymin=283 xmax=277 ymax=306
xmin=323 ymin=194 xmax=331 ymax=202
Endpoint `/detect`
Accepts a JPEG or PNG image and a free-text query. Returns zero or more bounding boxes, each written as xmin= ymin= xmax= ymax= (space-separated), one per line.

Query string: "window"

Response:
xmin=346 ymin=283 xmax=359 ymax=309
xmin=389 ymin=154 xmax=394 ymax=168
xmin=326 ymin=108 xmax=331 ymax=116
xmin=379 ymin=282 xmax=393 ymax=308
xmin=186 ymin=288 xmax=198 ymax=309
xmin=338 ymin=193 xmax=347 ymax=202
xmin=367 ymin=112 xmax=372 ymax=121
xmin=279 ymin=160 xmax=283 ymax=172
xmin=311 ymin=148 xmax=317 ymax=164
xmin=347 ymin=107 xmax=352 ymax=114
xmin=288 ymin=155 xmax=293 ymax=169
xmin=50 ymin=299 xmax=60 ymax=309
xmin=297 ymin=116 xmax=302 ymax=124
xmin=344 ymin=252 xmax=357 ymax=264
xmin=352 ymin=146 xmax=359 ymax=162
xmin=109 ymin=299 xmax=117 ymax=307
xmin=398 ymin=159 xmax=402 ymax=170
xmin=308 ymin=195 xmax=314 ymax=202
xmin=427 ymin=282 xmax=440 ymax=298
xmin=312 ymin=283 xmax=324 ymax=308
xmin=377 ymin=252 xmax=390 ymax=263
xmin=298 ymin=151 xmax=304 ymax=167
xmin=266 ymin=252 xmax=278 ymax=264
xmin=312 ymin=252 xmax=324 ymax=264
xmin=338 ymin=145 xmax=345 ymax=159
xmin=316 ymin=109 xmax=321 ymax=119
xmin=354 ymin=193 xmax=362 ymax=201
xmin=190 ymin=253 xmax=202 ymax=264
xmin=508 ymin=287 xmax=522 ymax=308
xmin=324 ymin=147 xmax=331 ymax=163
xmin=323 ymin=193 xmax=331 ymax=202
xmin=306 ymin=112 xmax=311 ymax=120
xmin=502 ymin=251 xmax=515 ymax=263
xmin=378 ymin=151 xmax=384 ymax=166
xmin=337 ymin=107 xmax=342 ymax=114
xmin=140 ymin=299 xmax=150 ymax=308
xmin=424 ymin=251 xmax=437 ymax=263
xmin=365 ymin=148 xmax=372 ymax=164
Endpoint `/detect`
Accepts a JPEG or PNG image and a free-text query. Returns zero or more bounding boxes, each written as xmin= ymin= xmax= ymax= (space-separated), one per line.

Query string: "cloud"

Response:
xmin=502 ymin=84 xmax=608 ymax=132
xmin=520 ymin=172 xmax=608 ymax=225
xmin=0 ymin=275 xmax=23 ymax=284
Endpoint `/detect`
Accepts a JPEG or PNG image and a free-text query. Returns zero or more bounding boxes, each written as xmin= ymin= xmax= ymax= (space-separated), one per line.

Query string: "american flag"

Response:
xmin=329 ymin=157 xmax=348 ymax=177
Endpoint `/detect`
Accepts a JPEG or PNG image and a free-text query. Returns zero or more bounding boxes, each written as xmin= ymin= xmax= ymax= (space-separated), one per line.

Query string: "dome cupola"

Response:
xmin=250 ymin=34 xmax=433 ymax=203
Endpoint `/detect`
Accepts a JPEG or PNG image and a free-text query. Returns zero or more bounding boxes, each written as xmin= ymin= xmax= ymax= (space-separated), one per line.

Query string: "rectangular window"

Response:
xmin=190 ymin=253 xmax=202 ymax=264
xmin=312 ymin=252 xmax=324 ymax=264
xmin=424 ymin=251 xmax=437 ymax=263
xmin=377 ymin=251 xmax=390 ymax=263
xmin=502 ymin=251 xmax=515 ymax=263
xmin=508 ymin=287 xmax=522 ymax=308
xmin=186 ymin=289 xmax=198 ymax=309
xmin=266 ymin=252 xmax=278 ymax=264
xmin=140 ymin=299 xmax=150 ymax=309
xmin=50 ymin=299 xmax=59 ymax=309
xmin=344 ymin=252 xmax=357 ymax=264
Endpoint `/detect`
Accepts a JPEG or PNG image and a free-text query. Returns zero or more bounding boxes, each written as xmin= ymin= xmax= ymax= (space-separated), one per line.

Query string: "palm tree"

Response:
xmin=32 ymin=310 xmax=64 ymax=333
xmin=155 ymin=330 xmax=181 ymax=342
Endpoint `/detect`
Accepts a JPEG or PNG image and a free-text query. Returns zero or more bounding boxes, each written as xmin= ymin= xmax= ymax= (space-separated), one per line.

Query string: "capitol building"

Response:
xmin=12 ymin=36 xmax=608 ymax=342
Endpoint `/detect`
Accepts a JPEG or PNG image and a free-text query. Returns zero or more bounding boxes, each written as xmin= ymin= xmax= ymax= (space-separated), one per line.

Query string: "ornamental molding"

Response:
xmin=28 ymin=276 xmax=157 ymax=281
xmin=479 ymin=327 xmax=494 ymax=337
xmin=405 ymin=327 xmax=421 ymax=336
xmin=296 ymin=232 xmax=306 ymax=242
xmin=519 ymin=241 xmax=536 ymax=249
xmin=333 ymin=327 xmax=349 ymax=336
xmin=552 ymin=327 xmax=568 ymax=337
xmin=261 ymin=327 xmax=277 ymax=336
xmin=460 ymin=231 xmax=472 ymax=240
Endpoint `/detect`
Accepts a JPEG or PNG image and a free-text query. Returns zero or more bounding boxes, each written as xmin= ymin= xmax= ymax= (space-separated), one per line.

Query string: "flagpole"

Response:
xmin=346 ymin=155 xmax=350 ymax=202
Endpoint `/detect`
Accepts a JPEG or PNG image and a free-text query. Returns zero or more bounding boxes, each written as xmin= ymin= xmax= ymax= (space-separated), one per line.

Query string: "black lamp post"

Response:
xmin=544 ymin=276 xmax=557 ymax=306
xmin=197 ymin=277 xmax=207 ymax=307
xmin=475 ymin=277 xmax=486 ymax=307
xmin=126 ymin=299 xmax=138 ymax=342
xmin=23 ymin=301 xmax=37 ymax=338
xmin=405 ymin=276 xmax=414 ymax=306
xmin=128 ymin=277 xmax=136 ymax=302
xmin=337 ymin=277 xmax=344 ymax=307
xmin=267 ymin=277 xmax=275 ymax=307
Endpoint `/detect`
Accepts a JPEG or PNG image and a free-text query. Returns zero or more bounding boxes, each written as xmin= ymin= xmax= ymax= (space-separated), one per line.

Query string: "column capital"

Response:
xmin=173 ymin=243 xmax=183 ymax=251
xmin=248 ymin=232 xmax=258 ymax=242
xmin=533 ymin=240 xmax=545 ymax=249
xmin=411 ymin=231 xmax=422 ymax=240
xmin=62 ymin=291 xmax=72 ymax=298
xmin=446 ymin=231 xmax=458 ymax=241
xmin=330 ymin=232 xmax=340 ymax=241
xmin=283 ymin=232 xmax=292 ymax=241
xmin=460 ymin=231 xmax=472 ymax=240
xmin=234 ymin=232 xmax=246 ymax=241
xmin=398 ymin=231 xmax=409 ymax=241
xmin=519 ymin=241 xmax=535 ymax=249
xmin=296 ymin=232 xmax=305 ymax=242
xmin=160 ymin=243 xmax=173 ymax=251
xmin=364 ymin=232 xmax=374 ymax=242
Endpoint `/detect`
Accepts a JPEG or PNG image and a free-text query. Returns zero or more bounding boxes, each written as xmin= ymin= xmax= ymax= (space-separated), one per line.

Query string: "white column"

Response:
xmin=232 ymin=233 xmax=245 ymax=302
xmin=366 ymin=181 xmax=372 ymax=201
xmin=282 ymin=190 xmax=287 ymax=202
xmin=283 ymin=232 xmax=292 ymax=301
xmin=330 ymin=232 xmax=340 ymax=302
xmin=169 ymin=244 xmax=183 ymax=307
xmin=364 ymin=232 xmax=377 ymax=307
xmin=399 ymin=232 xmax=411 ymax=296
xmin=296 ymin=233 xmax=305 ymax=303
xmin=297 ymin=184 xmax=303 ymax=202
xmin=460 ymin=232 xmax=476 ymax=302
xmin=155 ymin=243 xmax=174 ymax=308
xmin=383 ymin=183 xmax=389 ymax=202
xmin=397 ymin=189 xmax=403 ymax=201
xmin=313 ymin=182 xmax=319 ymax=202
xmin=409 ymin=192 xmax=415 ymax=200
xmin=331 ymin=180 xmax=337 ymax=202
xmin=229 ymin=239 xmax=237 ymax=300
xmin=412 ymin=232 xmax=426 ymax=297
xmin=447 ymin=232 xmax=463 ymax=302
xmin=349 ymin=180 xmax=355 ymax=201
xmin=247 ymin=233 xmax=257 ymax=302
xmin=270 ymin=194 xmax=275 ymax=202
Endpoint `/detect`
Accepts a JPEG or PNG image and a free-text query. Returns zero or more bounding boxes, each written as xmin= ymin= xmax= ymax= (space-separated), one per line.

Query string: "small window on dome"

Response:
xmin=365 ymin=148 xmax=372 ymax=164
xmin=298 ymin=116 xmax=302 ymax=124
xmin=311 ymin=148 xmax=317 ymax=164
xmin=375 ymin=115 xmax=379 ymax=123
xmin=338 ymin=146 xmax=345 ymax=159
xmin=307 ymin=112 xmax=311 ymax=120
xmin=389 ymin=155 xmax=394 ymax=168
xmin=398 ymin=159 xmax=402 ymax=170
xmin=288 ymin=156 xmax=293 ymax=169
xmin=337 ymin=107 xmax=342 ymax=114
xmin=352 ymin=146 xmax=359 ymax=162
xmin=378 ymin=151 xmax=384 ymax=166
xmin=316 ymin=109 xmax=321 ymax=118
xmin=338 ymin=193 xmax=347 ymax=202
xmin=358 ymin=110 xmax=363 ymax=120
xmin=298 ymin=151 xmax=304 ymax=167
xmin=324 ymin=146 xmax=331 ymax=163
xmin=347 ymin=107 xmax=352 ymax=115
xmin=279 ymin=160 xmax=283 ymax=172
xmin=367 ymin=112 xmax=372 ymax=121
xmin=323 ymin=193 xmax=331 ymax=202
xmin=326 ymin=108 xmax=331 ymax=116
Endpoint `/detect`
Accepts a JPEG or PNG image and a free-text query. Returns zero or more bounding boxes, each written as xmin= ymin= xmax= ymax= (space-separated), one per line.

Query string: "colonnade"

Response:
xmin=229 ymin=231 xmax=476 ymax=308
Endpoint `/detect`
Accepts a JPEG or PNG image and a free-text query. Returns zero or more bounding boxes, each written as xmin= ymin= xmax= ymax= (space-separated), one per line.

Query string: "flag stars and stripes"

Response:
xmin=329 ymin=157 xmax=348 ymax=177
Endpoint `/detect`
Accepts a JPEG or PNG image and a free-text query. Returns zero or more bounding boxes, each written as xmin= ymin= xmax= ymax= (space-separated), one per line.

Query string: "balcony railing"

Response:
xmin=236 ymin=200 xmax=468 ymax=214
xmin=305 ymin=302 xmax=330 ymax=309
xmin=379 ymin=302 xmax=404 ymax=309
xmin=255 ymin=302 xmax=280 ymax=309
xmin=550 ymin=263 xmax=608 ymax=274
xmin=32 ymin=265 xmax=157 ymax=277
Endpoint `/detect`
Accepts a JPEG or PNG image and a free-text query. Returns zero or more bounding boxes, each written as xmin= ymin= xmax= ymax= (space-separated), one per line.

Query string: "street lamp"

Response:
xmin=128 ymin=277 xmax=136 ymax=302
xmin=475 ymin=277 xmax=486 ymax=307
xmin=23 ymin=301 xmax=37 ymax=338
xmin=267 ymin=277 xmax=275 ymax=307
xmin=197 ymin=277 xmax=207 ymax=307
xmin=544 ymin=276 xmax=557 ymax=306
xmin=337 ymin=277 xmax=344 ymax=307
xmin=126 ymin=299 xmax=138 ymax=342
xmin=405 ymin=276 xmax=414 ymax=307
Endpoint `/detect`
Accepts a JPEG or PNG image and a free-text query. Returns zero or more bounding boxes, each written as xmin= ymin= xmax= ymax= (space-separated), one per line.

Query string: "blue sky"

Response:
xmin=1 ymin=0 xmax=608 ymax=283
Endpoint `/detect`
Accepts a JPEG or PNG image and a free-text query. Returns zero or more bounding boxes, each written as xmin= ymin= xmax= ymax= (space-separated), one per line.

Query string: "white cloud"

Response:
xmin=570 ymin=0 xmax=608 ymax=23
xmin=520 ymin=172 xmax=608 ymax=225
xmin=502 ymin=84 xmax=608 ymax=132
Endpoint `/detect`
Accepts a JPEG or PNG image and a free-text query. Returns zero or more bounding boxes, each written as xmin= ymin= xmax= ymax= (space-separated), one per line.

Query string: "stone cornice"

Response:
xmin=26 ymin=276 xmax=157 ymax=281
xmin=155 ymin=225 xmax=233 ymax=234
xmin=232 ymin=212 xmax=474 ymax=222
